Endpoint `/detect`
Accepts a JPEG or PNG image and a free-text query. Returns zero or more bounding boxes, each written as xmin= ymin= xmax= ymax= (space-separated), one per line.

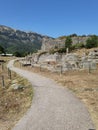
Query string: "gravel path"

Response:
xmin=8 ymin=60 xmax=95 ymax=130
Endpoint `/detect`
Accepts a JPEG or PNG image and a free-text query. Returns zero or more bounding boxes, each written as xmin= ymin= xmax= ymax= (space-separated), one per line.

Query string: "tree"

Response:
xmin=0 ymin=45 xmax=5 ymax=54
xmin=65 ymin=36 xmax=72 ymax=50
xmin=13 ymin=51 xmax=23 ymax=57
xmin=85 ymin=35 xmax=98 ymax=48
xmin=69 ymin=33 xmax=77 ymax=37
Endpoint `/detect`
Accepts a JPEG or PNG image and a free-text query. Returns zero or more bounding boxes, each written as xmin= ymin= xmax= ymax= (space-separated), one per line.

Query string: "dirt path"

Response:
xmin=7 ymin=60 xmax=95 ymax=130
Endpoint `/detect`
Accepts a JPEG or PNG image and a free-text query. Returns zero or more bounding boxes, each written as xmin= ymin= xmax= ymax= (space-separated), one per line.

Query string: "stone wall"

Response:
xmin=41 ymin=37 xmax=89 ymax=51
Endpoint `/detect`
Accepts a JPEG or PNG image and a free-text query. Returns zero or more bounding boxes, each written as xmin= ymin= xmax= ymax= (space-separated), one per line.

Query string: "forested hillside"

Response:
xmin=0 ymin=25 xmax=49 ymax=56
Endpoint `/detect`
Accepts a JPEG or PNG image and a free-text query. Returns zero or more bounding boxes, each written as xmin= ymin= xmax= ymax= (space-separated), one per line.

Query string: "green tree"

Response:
xmin=65 ymin=36 xmax=72 ymax=50
xmin=85 ymin=35 xmax=98 ymax=48
xmin=13 ymin=51 xmax=22 ymax=57
xmin=69 ymin=33 xmax=77 ymax=37
xmin=0 ymin=45 xmax=5 ymax=54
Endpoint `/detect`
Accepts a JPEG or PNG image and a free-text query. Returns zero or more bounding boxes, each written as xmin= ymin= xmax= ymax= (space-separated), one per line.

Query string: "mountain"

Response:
xmin=0 ymin=25 xmax=52 ymax=56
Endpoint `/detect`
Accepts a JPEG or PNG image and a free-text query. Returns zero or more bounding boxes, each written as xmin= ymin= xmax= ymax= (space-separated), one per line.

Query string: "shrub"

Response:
xmin=85 ymin=35 xmax=98 ymax=48
xmin=0 ymin=45 xmax=5 ymax=54
xmin=73 ymin=43 xmax=85 ymax=49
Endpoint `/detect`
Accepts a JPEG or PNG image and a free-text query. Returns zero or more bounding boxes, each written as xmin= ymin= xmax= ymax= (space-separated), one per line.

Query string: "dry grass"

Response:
xmin=15 ymin=60 xmax=98 ymax=130
xmin=0 ymin=58 xmax=33 ymax=130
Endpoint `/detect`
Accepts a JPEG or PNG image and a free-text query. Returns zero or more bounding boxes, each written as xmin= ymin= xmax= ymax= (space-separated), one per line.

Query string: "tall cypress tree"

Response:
xmin=65 ymin=36 xmax=72 ymax=50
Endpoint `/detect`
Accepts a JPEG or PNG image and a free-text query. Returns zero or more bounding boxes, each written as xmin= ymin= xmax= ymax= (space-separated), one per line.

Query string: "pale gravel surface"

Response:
xmin=7 ymin=60 xmax=95 ymax=130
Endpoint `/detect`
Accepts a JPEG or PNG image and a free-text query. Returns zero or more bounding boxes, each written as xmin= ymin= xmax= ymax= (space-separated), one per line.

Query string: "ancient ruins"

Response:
xmin=20 ymin=46 xmax=98 ymax=73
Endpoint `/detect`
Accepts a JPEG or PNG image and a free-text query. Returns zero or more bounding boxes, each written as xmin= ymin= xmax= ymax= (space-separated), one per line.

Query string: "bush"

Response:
xmin=85 ymin=36 xmax=98 ymax=48
xmin=13 ymin=51 xmax=25 ymax=57
xmin=58 ymin=48 xmax=66 ymax=53
xmin=73 ymin=43 xmax=85 ymax=49
xmin=0 ymin=45 xmax=5 ymax=54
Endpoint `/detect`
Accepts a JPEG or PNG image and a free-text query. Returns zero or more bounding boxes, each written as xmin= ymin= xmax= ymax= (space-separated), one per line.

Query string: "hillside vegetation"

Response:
xmin=0 ymin=25 xmax=47 ymax=56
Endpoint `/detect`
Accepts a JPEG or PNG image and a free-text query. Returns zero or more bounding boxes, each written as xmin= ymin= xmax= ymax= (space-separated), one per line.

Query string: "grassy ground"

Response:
xmin=0 ymin=57 xmax=33 ymax=130
xmin=15 ymin=61 xmax=98 ymax=130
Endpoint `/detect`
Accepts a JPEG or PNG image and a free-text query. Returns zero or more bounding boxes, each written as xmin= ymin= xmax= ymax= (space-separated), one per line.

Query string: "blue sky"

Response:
xmin=0 ymin=0 xmax=98 ymax=38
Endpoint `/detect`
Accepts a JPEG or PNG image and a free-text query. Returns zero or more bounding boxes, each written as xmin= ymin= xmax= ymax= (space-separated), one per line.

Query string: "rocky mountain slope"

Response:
xmin=0 ymin=25 xmax=52 ymax=55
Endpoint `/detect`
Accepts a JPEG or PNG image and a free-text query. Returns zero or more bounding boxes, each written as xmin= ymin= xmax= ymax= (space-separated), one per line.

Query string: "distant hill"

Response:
xmin=0 ymin=25 xmax=52 ymax=56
